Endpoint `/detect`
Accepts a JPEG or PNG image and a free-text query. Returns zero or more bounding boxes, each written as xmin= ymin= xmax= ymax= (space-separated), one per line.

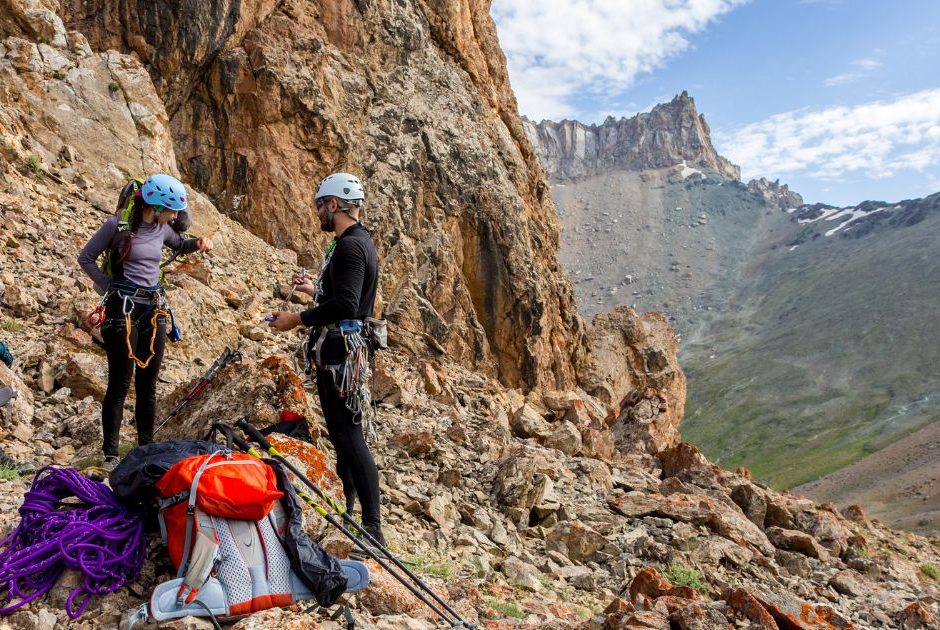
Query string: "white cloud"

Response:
xmin=715 ymin=89 xmax=940 ymax=183
xmin=822 ymin=56 xmax=883 ymax=87
xmin=491 ymin=0 xmax=749 ymax=120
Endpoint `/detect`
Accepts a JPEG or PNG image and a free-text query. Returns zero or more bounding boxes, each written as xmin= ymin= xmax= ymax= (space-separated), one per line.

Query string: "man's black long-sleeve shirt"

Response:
xmin=300 ymin=223 xmax=378 ymax=329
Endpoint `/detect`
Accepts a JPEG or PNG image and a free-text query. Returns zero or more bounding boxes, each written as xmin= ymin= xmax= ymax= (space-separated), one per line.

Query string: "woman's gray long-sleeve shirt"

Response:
xmin=78 ymin=217 xmax=199 ymax=294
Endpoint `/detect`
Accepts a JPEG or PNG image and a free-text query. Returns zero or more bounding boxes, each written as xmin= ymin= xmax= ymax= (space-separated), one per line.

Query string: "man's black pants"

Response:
xmin=316 ymin=353 xmax=381 ymax=529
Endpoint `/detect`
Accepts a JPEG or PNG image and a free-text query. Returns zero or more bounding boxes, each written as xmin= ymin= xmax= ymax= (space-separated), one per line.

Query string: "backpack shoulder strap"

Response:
xmin=115 ymin=178 xmax=145 ymax=228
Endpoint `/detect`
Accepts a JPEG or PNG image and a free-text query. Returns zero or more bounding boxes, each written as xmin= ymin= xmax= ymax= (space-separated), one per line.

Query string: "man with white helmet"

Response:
xmin=268 ymin=172 xmax=385 ymax=545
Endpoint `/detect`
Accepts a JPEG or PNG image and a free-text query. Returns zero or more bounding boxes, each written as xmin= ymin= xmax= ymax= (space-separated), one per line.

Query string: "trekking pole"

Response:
xmin=232 ymin=419 xmax=474 ymax=629
xmin=155 ymin=347 xmax=242 ymax=435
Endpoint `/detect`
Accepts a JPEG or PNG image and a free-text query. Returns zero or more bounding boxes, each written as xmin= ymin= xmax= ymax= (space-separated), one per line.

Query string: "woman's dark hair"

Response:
xmin=116 ymin=195 xmax=148 ymax=265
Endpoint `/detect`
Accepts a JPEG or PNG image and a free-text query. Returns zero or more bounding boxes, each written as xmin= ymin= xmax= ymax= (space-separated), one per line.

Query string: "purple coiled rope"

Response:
xmin=0 ymin=466 xmax=145 ymax=618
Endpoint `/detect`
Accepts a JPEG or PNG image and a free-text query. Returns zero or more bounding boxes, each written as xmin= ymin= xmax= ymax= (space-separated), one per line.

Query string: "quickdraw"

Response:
xmin=318 ymin=321 xmax=379 ymax=445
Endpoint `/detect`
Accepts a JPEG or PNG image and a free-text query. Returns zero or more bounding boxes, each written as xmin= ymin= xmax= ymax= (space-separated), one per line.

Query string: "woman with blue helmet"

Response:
xmin=79 ymin=174 xmax=213 ymax=469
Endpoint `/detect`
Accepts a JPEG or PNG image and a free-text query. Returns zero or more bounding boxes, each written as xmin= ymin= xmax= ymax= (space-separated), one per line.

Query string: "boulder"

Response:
xmin=726 ymin=589 xmax=778 ymax=628
xmin=543 ymin=420 xmax=582 ymax=456
xmin=897 ymin=602 xmax=936 ymax=629
xmin=828 ymin=569 xmax=867 ymax=597
xmin=750 ymin=588 xmax=853 ymax=629
xmin=765 ymin=527 xmax=829 ymax=560
xmin=56 ymin=353 xmax=106 ymax=401
xmin=628 ymin=567 xmax=701 ymax=605
xmin=156 ymin=355 xmax=314 ymax=440
xmin=2 ymin=284 xmax=39 ymax=317
xmin=842 ymin=504 xmax=870 ymax=524
xmin=670 ymin=602 xmax=732 ymax=629
xmin=424 ymin=493 xmax=459 ymax=531
xmin=730 ymin=483 xmax=768 ymax=529
xmin=658 ymin=442 xmax=718 ymax=487
xmin=545 ymin=521 xmax=604 ymax=563
xmin=509 ymin=404 xmax=552 ymax=440
xmin=580 ymin=426 xmax=616 ymax=460
xmin=491 ymin=449 xmax=556 ymax=523
xmin=500 ymin=556 xmax=542 ymax=592
xmin=580 ymin=307 xmax=685 ymax=454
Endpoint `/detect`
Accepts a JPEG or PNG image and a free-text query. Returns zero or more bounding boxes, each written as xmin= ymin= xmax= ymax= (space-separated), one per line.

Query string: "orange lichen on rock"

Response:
xmin=261 ymin=354 xmax=308 ymax=409
xmin=268 ymin=434 xmax=344 ymax=500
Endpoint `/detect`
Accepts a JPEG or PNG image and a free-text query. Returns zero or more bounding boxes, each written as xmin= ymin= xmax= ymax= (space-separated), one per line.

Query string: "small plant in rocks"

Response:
xmin=485 ymin=598 xmax=526 ymax=620
xmin=24 ymin=153 xmax=42 ymax=174
xmin=664 ymin=562 xmax=707 ymax=595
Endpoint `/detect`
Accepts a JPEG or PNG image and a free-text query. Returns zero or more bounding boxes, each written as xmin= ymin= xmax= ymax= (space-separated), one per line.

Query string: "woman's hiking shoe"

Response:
xmin=0 ymin=386 xmax=15 ymax=407
xmin=0 ymin=448 xmax=36 ymax=476
xmin=103 ymin=456 xmax=120 ymax=472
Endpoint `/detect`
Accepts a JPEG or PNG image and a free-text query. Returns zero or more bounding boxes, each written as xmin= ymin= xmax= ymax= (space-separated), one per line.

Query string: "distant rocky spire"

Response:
xmin=523 ymin=92 xmax=741 ymax=182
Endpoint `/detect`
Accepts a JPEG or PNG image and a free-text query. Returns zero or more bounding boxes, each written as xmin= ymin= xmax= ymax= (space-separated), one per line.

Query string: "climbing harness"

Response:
xmin=0 ymin=467 xmax=145 ymax=618
xmin=114 ymin=282 xmax=174 ymax=369
xmin=305 ymin=320 xmax=379 ymax=445
xmin=89 ymin=280 xmax=181 ymax=369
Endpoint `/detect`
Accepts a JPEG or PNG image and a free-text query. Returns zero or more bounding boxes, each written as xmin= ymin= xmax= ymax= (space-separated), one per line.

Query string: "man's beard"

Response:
xmin=319 ymin=210 xmax=333 ymax=232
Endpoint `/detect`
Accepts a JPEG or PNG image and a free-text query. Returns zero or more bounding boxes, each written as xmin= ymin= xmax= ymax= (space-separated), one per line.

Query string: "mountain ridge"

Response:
xmin=522 ymin=92 xmax=741 ymax=183
xmin=528 ymin=92 xmax=940 ymax=531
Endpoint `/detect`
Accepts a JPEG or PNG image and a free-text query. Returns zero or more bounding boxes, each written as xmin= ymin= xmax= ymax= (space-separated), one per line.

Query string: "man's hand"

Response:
xmin=268 ymin=311 xmax=302 ymax=331
xmin=291 ymin=272 xmax=316 ymax=297
xmin=195 ymin=237 xmax=214 ymax=252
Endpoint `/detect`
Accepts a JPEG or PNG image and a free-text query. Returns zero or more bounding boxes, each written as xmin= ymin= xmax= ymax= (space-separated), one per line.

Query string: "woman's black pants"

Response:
xmin=101 ymin=298 xmax=165 ymax=458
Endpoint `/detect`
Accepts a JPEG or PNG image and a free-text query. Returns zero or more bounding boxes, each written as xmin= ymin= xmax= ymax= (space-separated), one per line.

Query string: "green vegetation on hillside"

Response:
xmin=682 ymin=209 xmax=940 ymax=489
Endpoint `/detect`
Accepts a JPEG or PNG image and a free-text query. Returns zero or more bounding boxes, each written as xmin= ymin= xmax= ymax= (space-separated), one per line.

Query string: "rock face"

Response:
xmin=59 ymin=0 xmax=589 ymax=392
xmin=746 ymin=176 xmax=804 ymax=210
xmin=523 ymin=92 xmax=740 ymax=183
xmin=579 ymin=306 xmax=686 ymax=453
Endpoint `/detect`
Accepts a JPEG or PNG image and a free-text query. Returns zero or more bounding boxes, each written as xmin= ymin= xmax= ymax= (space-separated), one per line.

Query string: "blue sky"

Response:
xmin=492 ymin=0 xmax=940 ymax=205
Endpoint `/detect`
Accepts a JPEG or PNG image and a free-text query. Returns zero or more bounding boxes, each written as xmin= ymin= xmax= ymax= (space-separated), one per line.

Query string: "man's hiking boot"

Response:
xmin=347 ymin=524 xmax=388 ymax=560
xmin=362 ymin=524 xmax=387 ymax=548
xmin=103 ymin=456 xmax=120 ymax=472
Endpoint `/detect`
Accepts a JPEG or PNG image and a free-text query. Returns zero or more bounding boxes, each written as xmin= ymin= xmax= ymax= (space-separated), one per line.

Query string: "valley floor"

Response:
xmin=797 ymin=419 xmax=940 ymax=536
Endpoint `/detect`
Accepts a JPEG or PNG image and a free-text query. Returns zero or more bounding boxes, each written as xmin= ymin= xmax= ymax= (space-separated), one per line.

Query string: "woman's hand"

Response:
xmin=291 ymin=272 xmax=316 ymax=297
xmin=195 ymin=237 xmax=214 ymax=252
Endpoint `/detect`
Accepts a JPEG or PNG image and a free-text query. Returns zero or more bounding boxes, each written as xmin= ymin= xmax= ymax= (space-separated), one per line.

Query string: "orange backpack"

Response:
xmin=155 ymin=452 xmax=283 ymax=582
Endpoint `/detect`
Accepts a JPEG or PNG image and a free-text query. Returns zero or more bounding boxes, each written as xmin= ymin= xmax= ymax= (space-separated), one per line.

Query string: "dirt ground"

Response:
xmin=797 ymin=420 xmax=940 ymax=535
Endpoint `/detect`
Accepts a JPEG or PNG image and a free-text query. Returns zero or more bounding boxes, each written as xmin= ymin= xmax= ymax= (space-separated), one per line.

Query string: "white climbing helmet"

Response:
xmin=315 ymin=172 xmax=365 ymax=205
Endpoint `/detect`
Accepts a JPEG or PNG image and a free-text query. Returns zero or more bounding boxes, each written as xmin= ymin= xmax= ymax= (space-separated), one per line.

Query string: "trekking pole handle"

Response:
xmin=230 ymin=433 xmax=262 ymax=457
xmin=234 ymin=418 xmax=273 ymax=452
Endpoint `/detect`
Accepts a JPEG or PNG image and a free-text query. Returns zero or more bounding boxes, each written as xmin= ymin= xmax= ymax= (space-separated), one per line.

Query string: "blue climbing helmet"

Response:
xmin=140 ymin=174 xmax=189 ymax=213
